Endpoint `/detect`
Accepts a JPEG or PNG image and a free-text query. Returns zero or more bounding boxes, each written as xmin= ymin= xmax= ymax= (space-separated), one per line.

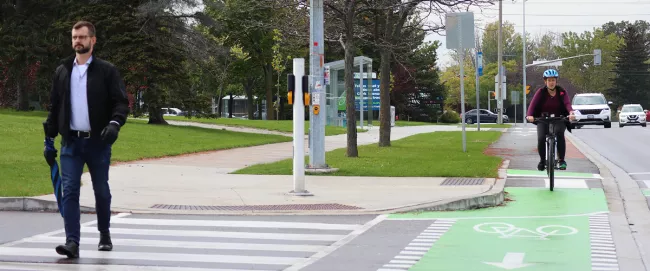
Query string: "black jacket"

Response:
xmin=45 ymin=55 xmax=129 ymax=140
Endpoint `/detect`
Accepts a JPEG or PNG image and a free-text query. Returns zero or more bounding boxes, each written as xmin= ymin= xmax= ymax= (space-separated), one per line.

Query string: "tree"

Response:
xmin=0 ymin=0 xmax=60 ymax=110
xmin=392 ymin=41 xmax=445 ymax=122
xmin=205 ymin=0 xmax=277 ymax=120
xmin=325 ymin=0 xmax=365 ymax=157
xmin=555 ymin=29 xmax=622 ymax=94
xmin=609 ymin=24 xmax=650 ymax=107
xmin=480 ymin=21 xmax=522 ymax=65
xmin=531 ymin=31 xmax=560 ymax=61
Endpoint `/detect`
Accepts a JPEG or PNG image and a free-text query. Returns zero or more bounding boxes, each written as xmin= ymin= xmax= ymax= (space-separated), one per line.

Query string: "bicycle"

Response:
xmin=534 ymin=114 xmax=569 ymax=191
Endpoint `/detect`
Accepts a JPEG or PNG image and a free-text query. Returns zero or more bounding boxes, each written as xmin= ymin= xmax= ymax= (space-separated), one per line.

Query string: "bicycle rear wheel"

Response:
xmin=547 ymin=137 xmax=556 ymax=191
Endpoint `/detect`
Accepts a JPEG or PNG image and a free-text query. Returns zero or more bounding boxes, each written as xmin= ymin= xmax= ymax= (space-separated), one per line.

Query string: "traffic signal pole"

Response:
xmin=522 ymin=0 xmax=527 ymax=125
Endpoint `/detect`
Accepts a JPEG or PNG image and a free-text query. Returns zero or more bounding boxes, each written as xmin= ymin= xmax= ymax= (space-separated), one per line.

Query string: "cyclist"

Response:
xmin=525 ymin=69 xmax=576 ymax=171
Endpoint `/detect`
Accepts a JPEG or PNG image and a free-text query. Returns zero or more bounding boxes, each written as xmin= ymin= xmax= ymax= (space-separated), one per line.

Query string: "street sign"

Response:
xmin=511 ymin=91 xmax=520 ymax=105
xmin=445 ymin=12 xmax=475 ymax=49
xmin=495 ymin=75 xmax=506 ymax=100
xmin=477 ymin=52 xmax=483 ymax=76
xmin=445 ymin=12 xmax=475 ymax=153
xmin=324 ymin=66 xmax=330 ymax=85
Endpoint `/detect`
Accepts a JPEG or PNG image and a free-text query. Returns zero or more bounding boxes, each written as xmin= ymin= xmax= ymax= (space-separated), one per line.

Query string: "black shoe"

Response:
xmin=537 ymin=161 xmax=545 ymax=171
xmin=98 ymin=232 xmax=113 ymax=251
xmin=55 ymin=240 xmax=79 ymax=258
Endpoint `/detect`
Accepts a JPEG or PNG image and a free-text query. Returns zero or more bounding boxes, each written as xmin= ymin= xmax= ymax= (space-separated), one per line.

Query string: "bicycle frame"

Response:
xmin=534 ymin=115 xmax=568 ymax=191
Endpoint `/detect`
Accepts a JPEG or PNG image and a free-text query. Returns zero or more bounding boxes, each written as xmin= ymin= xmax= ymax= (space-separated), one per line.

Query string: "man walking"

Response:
xmin=44 ymin=20 xmax=129 ymax=258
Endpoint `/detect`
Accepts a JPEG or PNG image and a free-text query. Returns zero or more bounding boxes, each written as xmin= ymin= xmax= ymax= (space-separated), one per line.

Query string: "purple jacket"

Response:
xmin=527 ymin=86 xmax=573 ymax=117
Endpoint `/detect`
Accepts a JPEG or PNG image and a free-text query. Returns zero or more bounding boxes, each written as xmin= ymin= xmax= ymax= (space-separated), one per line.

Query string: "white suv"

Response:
xmin=571 ymin=93 xmax=613 ymax=129
xmin=618 ymin=104 xmax=647 ymax=128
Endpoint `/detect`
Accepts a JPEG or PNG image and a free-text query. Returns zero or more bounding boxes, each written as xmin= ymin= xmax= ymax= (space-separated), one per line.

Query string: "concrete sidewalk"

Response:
xmin=3 ymin=123 xmax=507 ymax=215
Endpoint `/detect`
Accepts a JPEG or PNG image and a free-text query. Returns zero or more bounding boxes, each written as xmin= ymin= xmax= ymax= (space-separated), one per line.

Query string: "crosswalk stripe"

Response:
xmin=0 ymin=247 xmax=301 ymax=265
xmin=0 ymin=262 xmax=264 ymax=271
xmin=80 ymin=227 xmax=345 ymax=241
xmin=23 ymin=236 xmax=326 ymax=252
xmin=111 ymin=217 xmax=362 ymax=231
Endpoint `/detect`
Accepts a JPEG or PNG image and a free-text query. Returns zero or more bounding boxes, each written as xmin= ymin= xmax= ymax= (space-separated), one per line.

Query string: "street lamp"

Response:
xmin=521 ymin=0 xmax=528 ymax=125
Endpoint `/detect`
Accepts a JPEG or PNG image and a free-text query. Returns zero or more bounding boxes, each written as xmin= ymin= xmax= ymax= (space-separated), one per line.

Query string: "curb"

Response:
xmin=388 ymin=160 xmax=509 ymax=213
xmin=1 ymin=164 xmax=509 ymax=216
xmin=0 ymin=197 xmax=95 ymax=213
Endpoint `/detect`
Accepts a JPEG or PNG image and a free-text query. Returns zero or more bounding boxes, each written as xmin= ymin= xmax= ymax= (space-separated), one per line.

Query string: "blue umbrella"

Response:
xmin=43 ymin=122 xmax=63 ymax=217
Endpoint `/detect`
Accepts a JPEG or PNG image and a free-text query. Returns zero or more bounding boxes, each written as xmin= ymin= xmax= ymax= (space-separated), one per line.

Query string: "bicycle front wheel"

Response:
xmin=547 ymin=136 xmax=556 ymax=191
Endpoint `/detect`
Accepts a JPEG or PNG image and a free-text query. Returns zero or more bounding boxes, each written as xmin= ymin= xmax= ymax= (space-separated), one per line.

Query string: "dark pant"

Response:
xmin=536 ymin=121 xmax=566 ymax=162
xmin=60 ymin=136 xmax=112 ymax=244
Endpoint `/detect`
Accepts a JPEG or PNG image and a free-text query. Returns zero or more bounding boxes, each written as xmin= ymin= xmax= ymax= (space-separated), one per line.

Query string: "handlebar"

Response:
xmin=533 ymin=115 xmax=569 ymax=122
xmin=531 ymin=115 xmax=569 ymax=125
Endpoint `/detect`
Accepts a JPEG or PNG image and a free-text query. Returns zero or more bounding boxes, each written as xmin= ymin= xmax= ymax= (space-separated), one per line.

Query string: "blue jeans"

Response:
xmin=60 ymin=136 xmax=112 ymax=244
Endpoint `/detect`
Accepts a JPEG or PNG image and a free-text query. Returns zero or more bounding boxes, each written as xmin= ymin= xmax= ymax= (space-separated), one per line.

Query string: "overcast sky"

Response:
xmin=425 ymin=0 xmax=650 ymax=69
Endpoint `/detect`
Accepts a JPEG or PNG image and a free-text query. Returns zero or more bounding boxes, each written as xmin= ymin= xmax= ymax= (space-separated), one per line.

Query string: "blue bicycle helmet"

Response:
xmin=543 ymin=69 xmax=559 ymax=79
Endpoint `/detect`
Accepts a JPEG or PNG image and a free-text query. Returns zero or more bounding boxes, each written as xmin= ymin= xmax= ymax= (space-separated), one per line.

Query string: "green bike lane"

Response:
xmin=387 ymin=187 xmax=611 ymax=271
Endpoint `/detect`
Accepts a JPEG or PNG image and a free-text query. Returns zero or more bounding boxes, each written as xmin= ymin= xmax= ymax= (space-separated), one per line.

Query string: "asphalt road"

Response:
xmin=0 ymin=212 xmax=435 ymax=271
xmin=571 ymin=124 xmax=650 ymax=181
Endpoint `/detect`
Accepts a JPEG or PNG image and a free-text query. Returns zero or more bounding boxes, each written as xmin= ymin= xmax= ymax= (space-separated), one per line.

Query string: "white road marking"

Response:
xmin=544 ymin=178 xmax=589 ymax=188
xmin=80 ymin=227 xmax=344 ymax=241
xmin=0 ymin=262 xmax=264 ymax=271
xmin=111 ymin=217 xmax=361 ymax=231
xmin=0 ymin=247 xmax=301 ymax=265
xmin=0 ymin=213 xmax=131 ymax=248
xmin=377 ymin=220 xmax=456 ymax=271
xmin=590 ymin=214 xmax=619 ymax=271
xmin=23 ymin=236 xmax=326 ymax=252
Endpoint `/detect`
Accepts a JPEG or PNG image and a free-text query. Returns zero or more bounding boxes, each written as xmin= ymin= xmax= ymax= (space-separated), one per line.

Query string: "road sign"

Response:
xmin=495 ymin=75 xmax=506 ymax=100
xmin=445 ymin=12 xmax=475 ymax=49
xmin=511 ymin=91 xmax=520 ymax=105
xmin=477 ymin=52 xmax=483 ymax=76
xmin=445 ymin=12 xmax=475 ymax=153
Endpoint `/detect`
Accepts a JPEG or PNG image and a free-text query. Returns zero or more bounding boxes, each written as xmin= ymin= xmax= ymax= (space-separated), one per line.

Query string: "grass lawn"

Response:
xmin=459 ymin=123 xmax=512 ymax=128
xmin=233 ymin=131 xmax=504 ymax=178
xmin=395 ymin=120 xmax=448 ymax=126
xmin=0 ymin=109 xmax=291 ymax=197
xmin=164 ymin=116 xmax=365 ymax=136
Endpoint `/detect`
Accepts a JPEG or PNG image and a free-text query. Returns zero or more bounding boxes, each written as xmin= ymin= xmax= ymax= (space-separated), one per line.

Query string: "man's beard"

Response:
xmin=74 ymin=44 xmax=90 ymax=54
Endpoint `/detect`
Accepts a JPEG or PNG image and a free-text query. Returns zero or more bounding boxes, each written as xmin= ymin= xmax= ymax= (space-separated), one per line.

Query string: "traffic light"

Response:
xmin=526 ymin=85 xmax=531 ymax=95
xmin=594 ymin=49 xmax=602 ymax=66
xmin=491 ymin=91 xmax=496 ymax=98
xmin=287 ymin=74 xmax=295 ymax=104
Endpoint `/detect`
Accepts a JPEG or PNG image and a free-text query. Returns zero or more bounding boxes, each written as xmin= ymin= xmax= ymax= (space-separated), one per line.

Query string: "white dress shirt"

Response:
xmin=69 ymin=56 xmax=93 ymax=131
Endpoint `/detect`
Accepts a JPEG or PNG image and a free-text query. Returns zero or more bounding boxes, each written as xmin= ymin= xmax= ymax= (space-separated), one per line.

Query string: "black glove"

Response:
xmin=44 ymin=137 xmax=57 ymax=167
xmin=101 ymin=122 xmax=120 ymax=145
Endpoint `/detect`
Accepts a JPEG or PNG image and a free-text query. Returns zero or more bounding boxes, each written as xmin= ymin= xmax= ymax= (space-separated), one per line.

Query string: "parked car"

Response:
xmin=571 ymin=93 xmax=613 ymax=129
xmin=161 ymin=107 xmax=184 ymax=116
xmin=618 ymin=104 xmax=647 ymax=127
xmin=462 ymin=109 xmax=509 ymax=124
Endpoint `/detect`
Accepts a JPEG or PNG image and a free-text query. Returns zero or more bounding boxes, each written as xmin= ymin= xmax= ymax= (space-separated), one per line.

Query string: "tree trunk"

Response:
xmin=146 ymin=84 xmax=168 ymax=125
xmin=263 ymin=63 xmax=275 ymax=120
xmin=378 ymin=49 xmax=392 ymax=146
xmin=216 ymin=83 xmax=224 ymax=118
xmin=345 ymin=34 xmax=358 ymax=157
xmin=244 ymin=78 xmax=255 ymax=120
xmin=15 ymin=77 xmax=29 ymax=111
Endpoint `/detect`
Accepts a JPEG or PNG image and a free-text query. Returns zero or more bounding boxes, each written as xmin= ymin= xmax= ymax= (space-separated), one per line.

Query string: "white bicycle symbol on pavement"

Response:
xmin=473 ymin=222 xmax=578 ymax=240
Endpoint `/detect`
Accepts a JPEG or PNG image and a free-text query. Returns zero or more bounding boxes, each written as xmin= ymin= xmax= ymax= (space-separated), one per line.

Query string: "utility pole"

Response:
xmin=497 ymin=0 xmax=503 ymax=124
xmin=308 ymin=0 xmax=327 ymax=170
xmin=522 ymin=0 xmax=528 ymax=125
